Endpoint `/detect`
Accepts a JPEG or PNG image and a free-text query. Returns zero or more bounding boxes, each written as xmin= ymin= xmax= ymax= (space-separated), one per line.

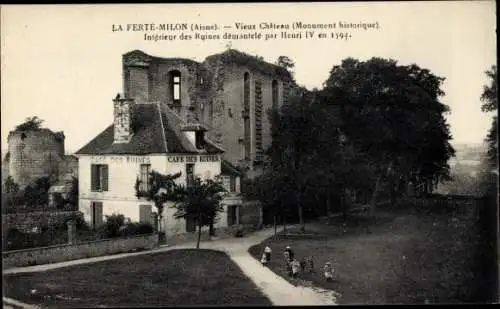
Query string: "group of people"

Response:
xmin=260 ymin=245 xmax=334 ymax=281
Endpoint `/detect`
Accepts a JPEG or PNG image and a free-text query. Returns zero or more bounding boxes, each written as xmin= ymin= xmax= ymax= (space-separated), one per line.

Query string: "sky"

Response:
xmin=1 ymin=2 xmax=497 ymax=155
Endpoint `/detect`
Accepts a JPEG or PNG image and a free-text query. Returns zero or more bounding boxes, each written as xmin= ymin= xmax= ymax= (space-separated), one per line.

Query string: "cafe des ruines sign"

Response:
xmin=89 ymin=155 xmax=221 ymax=164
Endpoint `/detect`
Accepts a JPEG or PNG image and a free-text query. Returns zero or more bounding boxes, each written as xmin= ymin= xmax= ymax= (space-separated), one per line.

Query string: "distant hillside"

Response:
xmin=437 ymin=142 xmax=489 ymax=196
xmin=451 ymin=142 xmax=487 ymax=161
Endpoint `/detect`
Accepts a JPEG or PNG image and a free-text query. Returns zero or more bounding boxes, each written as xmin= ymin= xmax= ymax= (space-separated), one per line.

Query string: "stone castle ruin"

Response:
xmin=3 ymin=128 xmax=78 ymax=190
xmin=122 ymin=49 xmax=300 ymax=175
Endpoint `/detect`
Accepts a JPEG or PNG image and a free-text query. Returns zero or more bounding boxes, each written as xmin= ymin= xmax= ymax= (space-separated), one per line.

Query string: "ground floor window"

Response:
xmin=91 ymin=201 xmax=103 ymax=229
xmin=139 ymin=204 xmax=152 ymax=224
xmin=227 ymin=205 xmax=240 ymax=226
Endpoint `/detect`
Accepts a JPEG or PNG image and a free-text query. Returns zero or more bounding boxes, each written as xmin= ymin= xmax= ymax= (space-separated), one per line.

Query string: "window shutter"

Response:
xmin=91 ymin=165 xmax=98 ymax=191
xmin=102 ymin=165 xmax=109 ymax=191
xmin=230 ymin=176 xmax=236 ymax=192
xmin=140 ymin=205 xmax=152 ymax=223
xmin=95 ymin=202 xmax=103 ymax=227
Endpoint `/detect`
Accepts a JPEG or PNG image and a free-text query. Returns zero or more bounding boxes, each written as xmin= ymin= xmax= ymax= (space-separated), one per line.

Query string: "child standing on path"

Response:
xmin=284 ymin=246 xmax=294 ymax=262
xmin=324 ymin=262 xmax=334 ymax=281
xmin=264 ymin=245 xmax=272 ymax=262
xmin=291 ymin=259 xmax=301 ymax=278
xmin=261 ymin=252 xmax=268 ymax=265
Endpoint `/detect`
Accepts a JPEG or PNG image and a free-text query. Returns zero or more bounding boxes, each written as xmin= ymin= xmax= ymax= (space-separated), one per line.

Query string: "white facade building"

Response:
xmin=75 ymin=97 xmax=249 ymax=237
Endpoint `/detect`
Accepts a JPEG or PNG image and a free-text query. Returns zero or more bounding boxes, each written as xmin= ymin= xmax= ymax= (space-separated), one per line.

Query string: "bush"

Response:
xmin=120 ymin=222 xmax=154 ymax=237
xmin=234 ymin=228 xmax=244 ymax=238
xmin=100 ymin=213 xmax=126 ymax=238
xmin=23 ymin=177 xmax=54 ymax=207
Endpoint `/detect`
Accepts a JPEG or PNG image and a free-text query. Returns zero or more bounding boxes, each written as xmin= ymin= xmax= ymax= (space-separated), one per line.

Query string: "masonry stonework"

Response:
xmin=7 ymin=129 xmax=66 ymax=188
xmin=122 ymin=49 xmax=296 ymax=175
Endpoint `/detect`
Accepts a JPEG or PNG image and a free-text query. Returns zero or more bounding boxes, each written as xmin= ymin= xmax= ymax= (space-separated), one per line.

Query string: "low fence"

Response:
xmin=3 ymin=233 xmax=159 ymax=269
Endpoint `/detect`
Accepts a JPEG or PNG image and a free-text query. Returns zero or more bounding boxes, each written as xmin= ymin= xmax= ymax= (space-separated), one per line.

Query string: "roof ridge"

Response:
xmin=156 ymin=103 xmax=169 ymax=153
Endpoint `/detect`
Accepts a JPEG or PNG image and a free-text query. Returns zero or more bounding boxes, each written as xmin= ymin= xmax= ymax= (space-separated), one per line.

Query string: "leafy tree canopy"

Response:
xmin=15 ymin=116 xmax=44 ymax=132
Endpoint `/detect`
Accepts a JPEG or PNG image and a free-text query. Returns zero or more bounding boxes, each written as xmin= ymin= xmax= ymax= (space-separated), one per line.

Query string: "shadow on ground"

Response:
xmin=249 ymin=209 xmax=496 ymax=305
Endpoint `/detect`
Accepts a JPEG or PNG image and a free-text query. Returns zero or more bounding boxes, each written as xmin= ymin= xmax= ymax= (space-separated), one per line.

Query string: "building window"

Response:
xmin=139 ymin=164 xmax=151 ymax=191
xmin=208 ymin=100 xmax=214 ymax=125
xmin=227 ymin=205 xmax=238 ymax=226
xmin=230 ymin=176 xmax=236 ymax=193
xmin=272 ymin=80 xmax=279 ymax=110
xmin=221 ymin=175 xmax=236 ymax=193
xmin=91 ymin=164 xmax=108 ymax=192
xmin=139 ymin=204 xmax=152 ymax=224
xmin=243 ymin=72 xmax=251 ymax=161
xmin=222 ymin=176 xmax=230 ymax=192
xmin=186 ymin=163 xmax=195 ymax=187
xmin=195 ymin=131 xmax=204 ymax=149
xmin=91 ymin=201 xmax=103 ymax=229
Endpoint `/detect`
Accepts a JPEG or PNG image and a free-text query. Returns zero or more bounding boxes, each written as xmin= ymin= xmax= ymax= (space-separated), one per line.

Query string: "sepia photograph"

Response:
xmin=1 ymin=1 xmax=498 ymax=307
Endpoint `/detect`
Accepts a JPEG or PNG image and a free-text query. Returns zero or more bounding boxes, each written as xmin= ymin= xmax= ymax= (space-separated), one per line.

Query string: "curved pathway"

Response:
xmin=4 ymin=227 xmax=338 ymax=306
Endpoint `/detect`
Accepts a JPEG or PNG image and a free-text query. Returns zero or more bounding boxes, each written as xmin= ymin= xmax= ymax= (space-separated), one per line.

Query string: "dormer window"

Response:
xmin=195 ymin=131 xmax=204 ymax=149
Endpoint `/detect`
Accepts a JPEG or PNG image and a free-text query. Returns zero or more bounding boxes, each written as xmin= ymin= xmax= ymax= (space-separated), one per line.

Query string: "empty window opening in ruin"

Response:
xmin=272 ymin=80 xmax=279 ymax=110
xmin=173 ymin=76 xmax=181 ymax=100
xmin=169 ymin=70 xmax=182 ymax=114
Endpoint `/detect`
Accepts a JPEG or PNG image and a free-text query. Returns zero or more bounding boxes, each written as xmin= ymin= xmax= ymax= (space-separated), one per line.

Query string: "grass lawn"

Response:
xmin=3 ymin=249 xmax=272 ymax=307
xmin=249 ymin=209 xmax=492 ymax=305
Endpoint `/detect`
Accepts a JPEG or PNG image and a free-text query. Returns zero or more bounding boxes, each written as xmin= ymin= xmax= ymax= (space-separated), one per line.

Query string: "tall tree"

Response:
xmin=480 ymin=65 xmax=498 ymax=170
xmin=264 ymin=91 xmax=325 ymax=231
xmin=172 ymin=177 xmax=227 ymax=249
xmin=321 ymin=58 xmax=455 ymax=214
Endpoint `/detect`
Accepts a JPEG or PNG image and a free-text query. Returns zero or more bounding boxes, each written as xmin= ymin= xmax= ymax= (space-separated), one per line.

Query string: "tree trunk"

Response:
xmin=389 ymin=176 xmax=396 ymax=206
xmin=342 ymin=188 xmax=348 ymax=221
xmin=273 ymin=214 xmax=277 ymax=238
xmin=369 ymin=173 xmax=383 ymax=217
xmin=297 ymin=191 xmax=305 ymax=232
xmin=209 ymin=220 xmax=215 ymax=237
xmin=326 ymin=193 xmax=331 ymax=215
xmin=370 ymin=161 xmax=393 ymax=217
xmin=196 ymin=216 xmax=202 ymax=249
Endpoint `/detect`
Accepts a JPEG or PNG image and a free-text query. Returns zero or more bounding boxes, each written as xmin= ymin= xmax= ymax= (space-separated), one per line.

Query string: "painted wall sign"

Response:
xmin=166 ymin=155 xmax=220 ymax=163
xmin=90 ymin=156 xmax=151 ymax=164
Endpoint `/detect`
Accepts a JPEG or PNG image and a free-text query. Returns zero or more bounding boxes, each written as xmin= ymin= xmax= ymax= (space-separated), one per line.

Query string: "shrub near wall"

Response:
xmin=3 ymin=233 xmax=159 ymax=268
xmin=2 ymin=211 xmax=81 ymax=233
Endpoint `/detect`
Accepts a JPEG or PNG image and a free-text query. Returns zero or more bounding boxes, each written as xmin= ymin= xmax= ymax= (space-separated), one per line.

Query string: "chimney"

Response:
xmin=113 ymin=94 xmax=135 ymax=143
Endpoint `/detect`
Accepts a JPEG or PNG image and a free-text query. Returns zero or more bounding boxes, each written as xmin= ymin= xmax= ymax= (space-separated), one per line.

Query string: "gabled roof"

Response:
xmin=75 ymin=103 xmax=224 ymax=155
xmin=221 ymin=160 xmax=244 ymax=176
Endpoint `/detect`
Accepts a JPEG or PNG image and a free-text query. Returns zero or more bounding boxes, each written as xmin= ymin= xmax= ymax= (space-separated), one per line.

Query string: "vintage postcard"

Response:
xmin=1 ymin=2 xmax=498 ymax=307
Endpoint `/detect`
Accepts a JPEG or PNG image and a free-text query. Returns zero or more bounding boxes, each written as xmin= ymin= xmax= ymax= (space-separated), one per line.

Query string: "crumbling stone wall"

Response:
xmin=208 ymin=61 xmax=290 ymax=169
xmin=122 ymin=49 xmax=295 ymax=172
xmin=123 ymin=50 xmax=214 ymax=123
xmin=7 ymin=129 xmax=65 ymax=188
